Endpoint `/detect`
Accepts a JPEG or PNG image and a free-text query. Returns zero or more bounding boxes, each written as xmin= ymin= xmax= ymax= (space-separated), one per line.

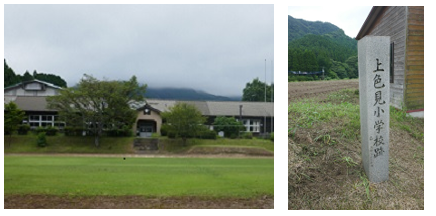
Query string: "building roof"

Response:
xmin=146 ymin=99 xmax=274 ymax=117
xmin=355 ymin=6 xmax=386 ymax=40
xmin=8 ymin=96 xmax=56 ymax=112
xmin=6 ymin=96 xmax=274 ymax=117
xmin=4 ymin=79 xmax=63 ymax=91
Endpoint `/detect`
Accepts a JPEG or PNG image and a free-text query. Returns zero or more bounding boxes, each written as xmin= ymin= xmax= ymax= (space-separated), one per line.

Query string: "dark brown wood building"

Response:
xmin=356 ymin=6 xmax=424 ymax=112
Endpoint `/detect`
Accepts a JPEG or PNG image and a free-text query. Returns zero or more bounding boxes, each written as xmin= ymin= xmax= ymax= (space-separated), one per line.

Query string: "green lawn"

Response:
xmin=161 ymin=137 xmax=274 ymax=153
xmin=4 ymin=134 xmax=273 ymax=154
xmin=4 ymin=135 xmax=135 ymax=154
xmin=4 ymin=156 xmax=273 ymax=198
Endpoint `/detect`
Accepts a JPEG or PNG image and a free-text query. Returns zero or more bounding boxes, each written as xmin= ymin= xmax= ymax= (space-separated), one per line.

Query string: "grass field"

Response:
xmin=4 ymin=135 xmax=135 ymax=154
xmin=5 ymin=155 xmax=273 ymax=198
xmin=161 ymin=137 xmax=274 ymax=153
xmin=4 ymin=135 xmax=273 ymax=154
xmin=289 ymin=88 xmax=424 ymax=209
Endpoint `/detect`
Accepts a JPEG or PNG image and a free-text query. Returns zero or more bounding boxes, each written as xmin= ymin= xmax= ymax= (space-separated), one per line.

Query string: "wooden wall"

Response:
xmin=366 ymin=6 xmax=407 ymax=110
xmin=405 ymin=6 xmax=424 ymax=110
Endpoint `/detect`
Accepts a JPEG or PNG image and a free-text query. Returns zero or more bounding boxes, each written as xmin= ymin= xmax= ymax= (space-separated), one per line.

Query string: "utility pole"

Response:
xmin=264 ymin=59 xmax=266 ymax=136
xmin=322 ymin=67 xmax=325 ymax=80
xmin=271 ymin=59 xmax=273 ymax=134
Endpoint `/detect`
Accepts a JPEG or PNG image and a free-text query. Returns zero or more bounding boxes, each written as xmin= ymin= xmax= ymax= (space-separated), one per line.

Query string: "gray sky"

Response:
xmin=4 ymin=4 xmax=274 ymax=96
xmin=288 ymin=6 xmax=373 ymax=38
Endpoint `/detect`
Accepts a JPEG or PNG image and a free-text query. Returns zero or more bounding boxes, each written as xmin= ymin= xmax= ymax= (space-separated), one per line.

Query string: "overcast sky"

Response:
xmin=288 ymin=6 xmax=373 ymax=38
xmin=4 ymin=4 xmax=274 ymax=96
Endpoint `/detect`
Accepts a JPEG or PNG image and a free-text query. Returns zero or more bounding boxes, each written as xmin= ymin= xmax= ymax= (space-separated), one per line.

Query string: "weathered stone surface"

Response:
xmin=358 ymin=36 xmax=390 ymax=183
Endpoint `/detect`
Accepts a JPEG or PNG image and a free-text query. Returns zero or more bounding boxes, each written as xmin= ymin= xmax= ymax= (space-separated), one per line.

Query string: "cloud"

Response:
xmin=4 ymin=4 xmax=274 ymax=96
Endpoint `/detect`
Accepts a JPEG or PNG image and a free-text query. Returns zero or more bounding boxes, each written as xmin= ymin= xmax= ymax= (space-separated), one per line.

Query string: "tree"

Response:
xmin=4 ymin=59 xmax=20 ymax=87
xmin=345 ymin=55 xmax=358 ymax=78
xmin=161 ymin=102 xmax=206 ymax=145
xmin=330 ymin=60 xmax=348 ymax=79
xmin=33 ymin=70 xmax=68 ymax=87
xmin=242 ymin=78 xmax=273 ymax=102
xmin=212 ymin=116 xmax=245 ymax=138
xmin=47 ymin=74 xmax=147 ymax=147
xmin=4 ymin=102 xmax=25 ymax=147
xmin=21 ymin=71 xmax=34 ymax=82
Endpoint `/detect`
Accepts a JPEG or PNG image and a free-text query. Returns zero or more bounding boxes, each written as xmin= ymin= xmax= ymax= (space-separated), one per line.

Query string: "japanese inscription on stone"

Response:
xmin=358 ymin=36 xmax=390 ymax=183
xmin=371 ymin=59 xmax=387 ymax=159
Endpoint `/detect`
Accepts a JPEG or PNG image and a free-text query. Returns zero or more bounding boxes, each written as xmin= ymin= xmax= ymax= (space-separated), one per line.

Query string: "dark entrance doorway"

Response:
xmin=137 ymin=120 xmax=156 ymax=137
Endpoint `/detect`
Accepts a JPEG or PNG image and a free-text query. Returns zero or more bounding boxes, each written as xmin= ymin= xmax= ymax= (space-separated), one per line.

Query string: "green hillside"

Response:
xmin=288 ymin=15 xmax=358 ymax=81
xmin=288 ymin=15 xmax=340 ymax=41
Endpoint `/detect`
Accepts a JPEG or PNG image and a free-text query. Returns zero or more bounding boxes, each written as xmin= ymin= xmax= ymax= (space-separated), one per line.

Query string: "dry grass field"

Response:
xmin=288 ymin=80 xmax=424 ymax=209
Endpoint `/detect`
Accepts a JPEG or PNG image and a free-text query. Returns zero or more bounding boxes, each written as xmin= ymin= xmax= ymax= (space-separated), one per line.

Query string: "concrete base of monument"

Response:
xmin=407 ymin=110 xmax=424 ymax=118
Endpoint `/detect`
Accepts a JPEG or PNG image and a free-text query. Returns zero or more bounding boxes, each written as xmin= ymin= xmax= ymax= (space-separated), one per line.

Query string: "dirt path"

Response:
xmin=288 ymin=79 xmax=358 ymax=103
xmin=4 ymin=194 xmax=273 ymax=209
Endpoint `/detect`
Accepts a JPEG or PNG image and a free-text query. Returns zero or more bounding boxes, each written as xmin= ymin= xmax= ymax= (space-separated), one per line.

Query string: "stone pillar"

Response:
xmin=358 ymin=36 xmax=390 ymax=183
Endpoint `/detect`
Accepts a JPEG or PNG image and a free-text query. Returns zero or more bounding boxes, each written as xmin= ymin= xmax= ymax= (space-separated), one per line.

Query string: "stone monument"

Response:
xmin=358 ymin=36 xmax=390 ymax=183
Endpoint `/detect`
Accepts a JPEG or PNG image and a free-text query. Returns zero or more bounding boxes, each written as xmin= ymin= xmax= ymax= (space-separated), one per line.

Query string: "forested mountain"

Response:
xmin=4 ymin=59 xmax=68 ymax=87
xmin=145 ymin=87 xmax=241 ymax=101
xmin=288 ymin=15 xmax=341 ymax=41
xmin=288 ymin=15 xmax=358 ymax=81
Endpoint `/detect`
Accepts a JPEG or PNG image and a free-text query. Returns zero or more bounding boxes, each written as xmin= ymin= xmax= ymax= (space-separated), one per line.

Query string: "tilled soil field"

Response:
xmin=4 ymin=194 xmax=273 ymax=209
xmin=288 ymin=79 xmax=358 ymax=103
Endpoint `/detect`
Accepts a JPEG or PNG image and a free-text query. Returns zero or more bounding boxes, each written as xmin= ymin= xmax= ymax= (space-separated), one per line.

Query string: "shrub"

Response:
xmin=17 ymin=124 xmax=30 ymax=135
xmin=160 ymin=124 xmax=169 ymax=136
xmin=36 ymin=132 xmax=47 ymax=147
xmin=213 ymin=116 xmax=244 ymax=138
xmin=4 ymin=129 xmax=13 ymax=135
xmin=35 ymin=126 xmax=47 ymax=134
xmin=151 ymin=132 xmax=160 ymax=138
xmin=107 ymin=129 xmax=122 ymax=137
xmin=199 ymin=130 xmax=217 ymax=140
xmin=167 ymin=131 xmax=177 ymax=139
xmin=74 ymin=127 xmax=86 ymax=136
xmin=106 ymin=126 xmax=133 ymax=137
xmin=270 ymin=132 xmax=274 ymax=141
xmin=64 ymin=127 xmax=86 ymax=136
xmin=45 ymin=126 xmax=58 ymax=136
xmin=64 ymin=126 xmax=75 ymax=136
xmin=242 ymin=132 xmax=253 ymax=139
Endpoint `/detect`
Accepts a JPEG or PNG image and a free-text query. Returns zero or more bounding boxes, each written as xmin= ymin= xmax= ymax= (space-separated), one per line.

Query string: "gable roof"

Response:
xmin=4 ymin=79 xmax=63 ymax=91
xmin=355 ymin=6 xmax=387 ymax=40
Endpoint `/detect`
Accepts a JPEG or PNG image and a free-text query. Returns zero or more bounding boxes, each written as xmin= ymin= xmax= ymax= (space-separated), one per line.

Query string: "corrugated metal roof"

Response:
xmin=10 ymin=96 xmax=56 ymax=112
xmin=7 ymin=96 xmax=274 ymax=117
xmin=147 ymin=99 xmax=273 ymax=117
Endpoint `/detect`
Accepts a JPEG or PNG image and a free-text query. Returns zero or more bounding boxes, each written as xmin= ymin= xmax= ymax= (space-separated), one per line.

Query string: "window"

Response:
xmin=29 ymin=122 xmax=39 ymax=127
xmin=241 ymin=119 xmax=260 ymax=133
xmin=144 ymin=108 xmax=151 ymax=115
xmin=390 ymin=42 xmax=394 ymax=83
xmin=29 ymin=115 xmax=40 ymax=121
xmin=42 ymin=115 xmax=53 ymax=121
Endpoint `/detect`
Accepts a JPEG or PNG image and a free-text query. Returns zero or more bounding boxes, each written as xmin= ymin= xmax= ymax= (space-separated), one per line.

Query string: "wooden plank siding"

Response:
xmin=405 ymin=6 xmax=424 ymax=110
xmin=365 ymin=6 xmax=407 ymax=109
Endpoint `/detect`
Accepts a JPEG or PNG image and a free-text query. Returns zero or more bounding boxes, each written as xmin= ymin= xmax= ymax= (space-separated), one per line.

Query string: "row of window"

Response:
xmin=26 ymin=115 xmax=65 ymax=128
xmin=24 ymin=115 xmax=270 ymax=133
